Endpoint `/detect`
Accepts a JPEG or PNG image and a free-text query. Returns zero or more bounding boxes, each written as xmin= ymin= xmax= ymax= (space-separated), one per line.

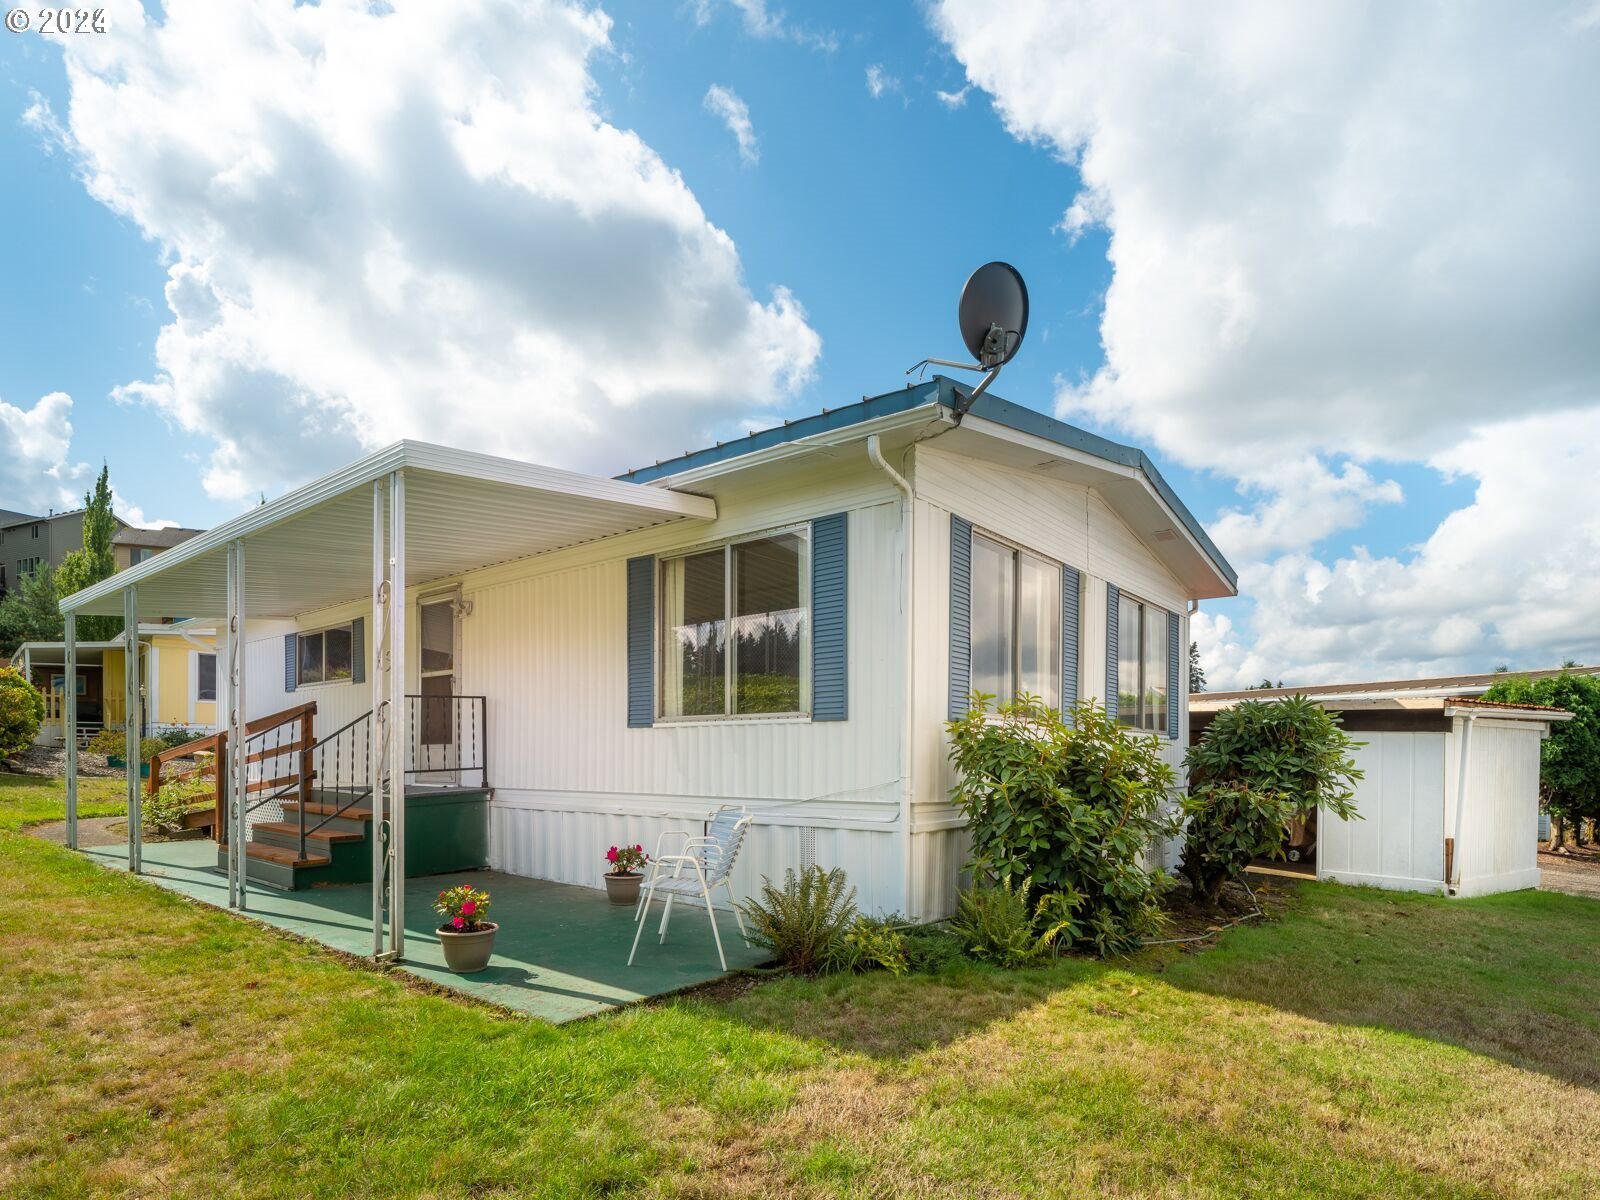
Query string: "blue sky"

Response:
xmin=1 ymin=1 xmax=1594 ymax=686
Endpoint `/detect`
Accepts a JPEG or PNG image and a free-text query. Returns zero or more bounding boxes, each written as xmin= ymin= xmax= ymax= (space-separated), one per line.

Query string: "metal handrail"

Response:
xmin=299 ymin=709 xmax=376 ymax=858
xmin=405 ymin=693 xmax=488 ymax=790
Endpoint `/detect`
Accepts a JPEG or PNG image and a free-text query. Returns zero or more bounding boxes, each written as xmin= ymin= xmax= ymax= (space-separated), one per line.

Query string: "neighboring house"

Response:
xmin=1192 ymin=676 xmax=1579 ymax=897
xmin=0 ymin=508 xmax=203 ymax=596
xmin=59 ymin=378 xmax=1236 ymax=922
xmin=0 ymin=508 xmax=107 ymax=596
xmin=112 ymin=525 xmax=205 ymax=570
xmin=17 ymin=622 xmax=219 ymax=745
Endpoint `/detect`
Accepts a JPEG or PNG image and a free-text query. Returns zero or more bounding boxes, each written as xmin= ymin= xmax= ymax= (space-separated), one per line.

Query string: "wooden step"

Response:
xmin=242 ymin=842 xmax=330 ymax=869
xmin=252 ymin=820 xmax=364 ymax=844
xmin=282 ymin=799 xmax=373 ymax=820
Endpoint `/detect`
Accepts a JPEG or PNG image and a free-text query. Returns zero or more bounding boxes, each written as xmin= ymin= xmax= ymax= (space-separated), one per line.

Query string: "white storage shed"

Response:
xmin=1191 ymin=688 xmax=1572 ymax=897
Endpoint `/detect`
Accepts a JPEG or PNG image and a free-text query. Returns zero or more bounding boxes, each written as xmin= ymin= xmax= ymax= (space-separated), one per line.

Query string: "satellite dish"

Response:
xmin=905 ymin=261 xmax=1031 ymax=418
xmin=958 ymin=261 xmax=1028 ymax=369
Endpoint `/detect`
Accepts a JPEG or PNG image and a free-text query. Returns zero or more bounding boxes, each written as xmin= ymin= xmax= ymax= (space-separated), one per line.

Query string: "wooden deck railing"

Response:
xmin=147 ymin=702 xmax=317 ymax=839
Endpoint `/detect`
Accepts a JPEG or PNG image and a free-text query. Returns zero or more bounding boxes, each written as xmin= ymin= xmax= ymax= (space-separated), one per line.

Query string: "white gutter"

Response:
xmin=637 ymin=403 xmax=947 ymax=491
xmin=1448 ymin=712 xmax=1476 ymax=893
xmin=866 ymin=433 xmax=918 ymax=919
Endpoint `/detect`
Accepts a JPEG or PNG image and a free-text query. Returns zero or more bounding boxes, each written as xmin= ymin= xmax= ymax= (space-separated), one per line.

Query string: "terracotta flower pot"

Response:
xmin=604 ymin=872 xmax=644 ymax=906
xmin=437 ymin=921 xmax=498 ymax=973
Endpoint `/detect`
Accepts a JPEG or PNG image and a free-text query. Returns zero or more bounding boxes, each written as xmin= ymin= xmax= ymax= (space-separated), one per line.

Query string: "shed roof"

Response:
xmin=1194 ymin=665 xmax=1599 ymax=705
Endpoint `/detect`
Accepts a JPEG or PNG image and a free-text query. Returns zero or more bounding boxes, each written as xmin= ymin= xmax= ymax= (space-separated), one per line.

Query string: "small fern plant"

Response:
xmin=950 ymin=876 xmax=1084 ymax=969
xmin=739 ymin=866 xmax=858 ymax=974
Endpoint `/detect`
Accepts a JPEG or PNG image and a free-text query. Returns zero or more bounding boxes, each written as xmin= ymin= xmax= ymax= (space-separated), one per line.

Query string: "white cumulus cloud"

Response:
xmin=0 ymin=392 xmax=79 ymax=513
xmin=934 ymin=0 xmax=1600 ymax=684
xmin=52 ymin=0 xmax=822 ymax=501
xmin=704 ymin=84 xmax=759 ymax=165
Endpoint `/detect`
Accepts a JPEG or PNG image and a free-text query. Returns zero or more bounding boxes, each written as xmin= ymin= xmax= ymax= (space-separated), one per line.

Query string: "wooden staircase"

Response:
xmin=222 ymin=788 xmax=378 ymax=890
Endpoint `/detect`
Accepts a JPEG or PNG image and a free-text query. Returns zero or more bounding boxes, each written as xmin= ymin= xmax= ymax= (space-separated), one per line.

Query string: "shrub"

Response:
xmin=155 ymin=726 xmax=204 ymax=750
xmin=739 ymin=866 xmax=857 ymax=975
xmin=1482 ymin=671 xmax=1600 ymax=849
xmin=143 ymin=775 xmax=213 ymax=835
xmin=824 ymin=914 xmax=910 ymax=976
xmin=949 ymin=877 xmax=1083 ymax=968
xmin=85 ymin=730 xmax=167 ymax=760
xmin=1181 ymin=696 xmax=1363 ymax=903
xmin=946 ymin=695 xmax=1179 ymax=955
xmin=0 ymin=667 xmax=44 ymax=759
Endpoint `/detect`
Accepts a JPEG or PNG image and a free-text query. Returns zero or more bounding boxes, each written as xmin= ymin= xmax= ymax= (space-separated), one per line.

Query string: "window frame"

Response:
xmin=295 ymin=621 xmax=355 ymax=689
xmin=967 ymin=526 xmax=1065 ymax=711
xmin=1115 ymin=591 xmax=1171 ymax=737
xmin=195 ymin=652 xmax=217 ymax=703
xmin=656 ymin=524 xmax=812 ymax=722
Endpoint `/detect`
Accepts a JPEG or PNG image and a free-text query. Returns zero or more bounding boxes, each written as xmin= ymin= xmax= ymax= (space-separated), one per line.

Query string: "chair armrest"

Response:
xmin=650 ymin=829 xmax=695 ymax=860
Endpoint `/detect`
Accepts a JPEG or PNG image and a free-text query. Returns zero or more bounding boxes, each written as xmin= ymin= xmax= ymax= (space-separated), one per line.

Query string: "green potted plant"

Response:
xmin=433 ymin=883 xmax=497 ymax=973
xmin=604 ymin=843 xmax=649 ymax=906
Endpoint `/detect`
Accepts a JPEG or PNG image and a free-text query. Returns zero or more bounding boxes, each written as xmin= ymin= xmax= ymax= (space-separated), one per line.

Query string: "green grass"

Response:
xmin=3 ymin=771 xmax=1599 ymax=1198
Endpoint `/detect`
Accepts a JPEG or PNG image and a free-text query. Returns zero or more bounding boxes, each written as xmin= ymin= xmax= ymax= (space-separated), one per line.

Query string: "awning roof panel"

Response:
xmin=61 ymin=442 xmax=715 ymax=620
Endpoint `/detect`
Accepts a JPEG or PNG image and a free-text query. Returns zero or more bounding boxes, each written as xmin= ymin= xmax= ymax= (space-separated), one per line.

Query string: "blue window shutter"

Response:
xmin=948 ymin=515 xmax=972 ymax=721
xmin=1061 ymin=565 xmax=1080 ymax=723
xmin=350 ymin=617 xmax=366 ymax=685
xmin=1167 ymin=609 xmax=1181 ymax=739
xmin=1105 ymin=584 xmax=1120 ymax=721
xmin=626 ymin=555 xmax=656 ymax=728
xmin=811 ymin=513 xmax=848 ymax=721
xmin=284 ymin=633 xmax=298 ymax=693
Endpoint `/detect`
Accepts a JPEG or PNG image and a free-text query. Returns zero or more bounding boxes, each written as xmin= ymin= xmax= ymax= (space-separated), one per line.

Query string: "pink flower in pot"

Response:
xmin=452 ymin=916 xmax=465 ymax=929
xmin=462 ymin=900 xmax=477 ymax=916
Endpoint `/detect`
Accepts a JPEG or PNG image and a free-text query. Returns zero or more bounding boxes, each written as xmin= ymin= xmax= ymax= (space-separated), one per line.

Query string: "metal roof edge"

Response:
xmin=620 ymin=376 xmax=1236 ymax=591
xmin=60 ymin=440 xmax=716 ymax=615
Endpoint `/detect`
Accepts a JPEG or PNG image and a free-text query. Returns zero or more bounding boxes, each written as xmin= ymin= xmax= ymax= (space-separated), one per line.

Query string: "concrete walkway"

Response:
xmin=81 ymin=839 xmax=767 ymax=1022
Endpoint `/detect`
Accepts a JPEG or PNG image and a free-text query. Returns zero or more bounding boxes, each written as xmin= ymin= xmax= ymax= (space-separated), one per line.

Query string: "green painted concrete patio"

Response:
xmin=83 ymin=838 xmax=768 ymax=1022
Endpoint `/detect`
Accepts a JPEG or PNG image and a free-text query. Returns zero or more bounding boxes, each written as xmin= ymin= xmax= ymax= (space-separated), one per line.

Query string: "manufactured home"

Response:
xmin=16 ymin=623 xmax=218 ymax=745
xmin=58 ymin=378 xmax=1235 ymax=954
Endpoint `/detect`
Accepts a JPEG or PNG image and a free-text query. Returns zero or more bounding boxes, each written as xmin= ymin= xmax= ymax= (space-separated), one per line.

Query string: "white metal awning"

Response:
xmin=60 ymin=441 xmax=717 ymax=621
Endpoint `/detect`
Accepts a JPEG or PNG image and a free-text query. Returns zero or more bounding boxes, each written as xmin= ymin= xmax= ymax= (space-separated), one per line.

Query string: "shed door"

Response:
xmin=1318 ymin=732 xmax=1446 ymax=892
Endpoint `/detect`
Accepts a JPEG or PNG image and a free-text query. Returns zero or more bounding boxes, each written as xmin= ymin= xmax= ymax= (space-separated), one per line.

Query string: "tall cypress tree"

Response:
xmin=55 ymin=464 xmax=122 ymax=642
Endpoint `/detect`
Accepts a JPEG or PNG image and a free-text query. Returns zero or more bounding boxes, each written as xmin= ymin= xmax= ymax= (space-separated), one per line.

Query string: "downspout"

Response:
xmin=1447 ymin=711 xmax=1476 ymax=895
xmin=866 ymin=434 xmax=917 ymax=918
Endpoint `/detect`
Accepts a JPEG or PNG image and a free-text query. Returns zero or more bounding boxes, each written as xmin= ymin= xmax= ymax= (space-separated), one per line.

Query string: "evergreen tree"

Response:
xmin=55 ymin=463 xmax=122 ymax=641
xmin=0 ymin=564 xmax=64 ymax=655
xmin=1188 ymin=641 xmax=1207 ymax=693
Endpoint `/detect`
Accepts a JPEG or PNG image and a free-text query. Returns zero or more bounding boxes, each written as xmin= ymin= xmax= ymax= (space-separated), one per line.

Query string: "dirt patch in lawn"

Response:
xmin=3 ymin=745 xmax=121 ymax=777
xmin=1539 ymin=845 xmax=1600 ymax=899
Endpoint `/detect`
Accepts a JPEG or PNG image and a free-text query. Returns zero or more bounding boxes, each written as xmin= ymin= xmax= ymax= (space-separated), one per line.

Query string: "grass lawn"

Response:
xmin=3 ymin=772 xmax=1599 ymax=1199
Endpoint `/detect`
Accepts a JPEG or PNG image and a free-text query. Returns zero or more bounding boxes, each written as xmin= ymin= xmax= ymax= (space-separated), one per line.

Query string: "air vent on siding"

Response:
xmin=1152 ymin=528 xmax=1177 ymax=542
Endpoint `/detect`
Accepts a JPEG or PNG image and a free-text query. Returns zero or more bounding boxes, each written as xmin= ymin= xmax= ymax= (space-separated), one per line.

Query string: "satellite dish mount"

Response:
xmin=907 ymin=261 xmax=1029 ymax=419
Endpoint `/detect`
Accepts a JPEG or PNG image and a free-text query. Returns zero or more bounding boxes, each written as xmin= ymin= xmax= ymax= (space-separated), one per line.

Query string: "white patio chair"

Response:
xmin=628 ymin=806 xmax=753 ymax=972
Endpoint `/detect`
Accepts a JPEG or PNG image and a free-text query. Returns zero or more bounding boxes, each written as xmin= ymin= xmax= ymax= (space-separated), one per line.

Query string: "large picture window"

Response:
xmin=1117 ymin=594 xmax=1169 ymax=733
xmin=970 ymin=531 xmax=1061 ymax=709
xmin=660 ymin=529 xmax=809 ymax=718
xmin=296 ymin=622 xmax=353 ymax=686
